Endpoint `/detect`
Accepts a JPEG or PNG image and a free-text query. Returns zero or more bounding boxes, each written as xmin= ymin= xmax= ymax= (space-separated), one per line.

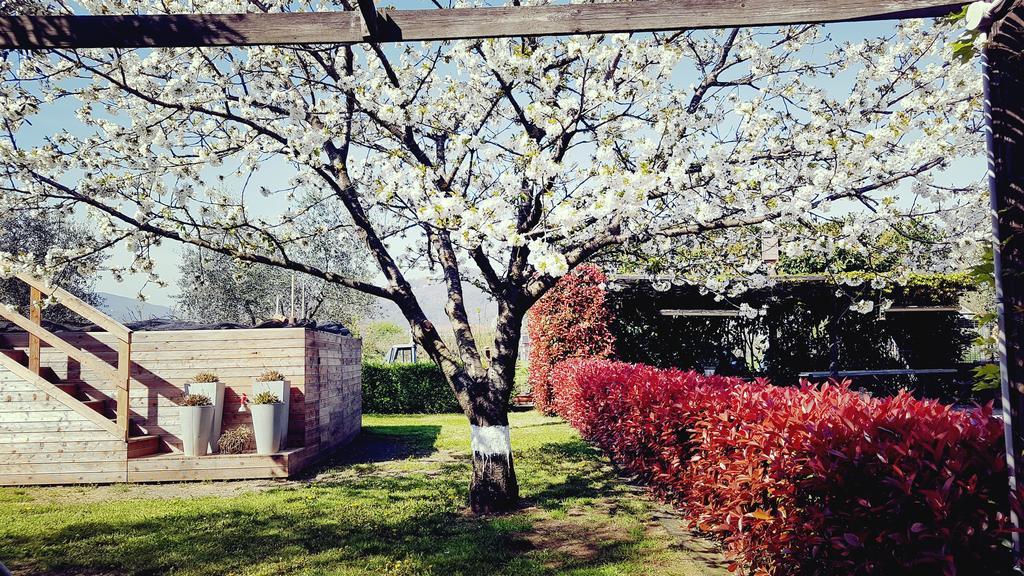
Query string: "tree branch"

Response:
xmin=24 ymin=172 xmax=394 ymax=300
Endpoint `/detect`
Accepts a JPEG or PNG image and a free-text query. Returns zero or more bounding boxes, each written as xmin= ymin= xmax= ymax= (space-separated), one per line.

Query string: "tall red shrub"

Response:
xmin=526 ymin=265 xmax=614 ymax=414
xmin=552 ymin=358 xmax=1012 ymax=575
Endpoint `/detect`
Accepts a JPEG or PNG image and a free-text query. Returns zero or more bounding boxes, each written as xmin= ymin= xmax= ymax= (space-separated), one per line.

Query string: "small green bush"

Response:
xmin=362 ymin=362 xmax=461 ymax=414
xmin=191 ymin=372 xmax=219 ymax=383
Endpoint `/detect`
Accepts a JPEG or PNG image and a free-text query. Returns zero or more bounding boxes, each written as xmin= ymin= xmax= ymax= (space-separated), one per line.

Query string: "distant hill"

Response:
xmin=96 ymin=292 xmax=174 ymax=322
xmin=374 ymin=279 xmax=496 ymax=332
xmin=96 ymin=282 xmax=496 ymax=332
xmin=370 ymin=280 xmax=531 ymax=359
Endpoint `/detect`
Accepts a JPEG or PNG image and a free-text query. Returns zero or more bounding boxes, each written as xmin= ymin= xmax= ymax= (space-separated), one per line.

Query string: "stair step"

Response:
xmin=0 ymin=354 xmax=66 ymax=388
xmin=128 ymin=420 xmax=146 ymax=436
xmin=106 ymin=418 xmax=146 ymax=435
xmin=128 ymin=435 xmax=161 ymax=458
xmin=39 ymin=367 xmax=61 ymax=384
xmin=0 ymin=348 xmax=27 ymax=364
xmin=57 ymin=381 xmax=106 ymax=401
xmin=102 ymin=414 xmax=144 ymax=434
xmin=55 ymin=383 xmax=79 ymax=396
xmin=82 ymin=399 xmax=107 ymax=414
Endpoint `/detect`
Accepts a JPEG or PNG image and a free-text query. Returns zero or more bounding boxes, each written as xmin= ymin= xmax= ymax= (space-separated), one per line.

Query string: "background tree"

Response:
xmin=0 ymin=1 xmax=985 ymax=511
xmin=0 ymin=209 xmax=103 ymax=323
xmin=357 ymin=320 xmax=410 ymax=362
xmin=175 ymin=243 xmax=375 ymax=327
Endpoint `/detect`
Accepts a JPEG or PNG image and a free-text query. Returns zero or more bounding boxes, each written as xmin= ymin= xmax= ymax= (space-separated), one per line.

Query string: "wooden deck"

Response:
xmin=1 ymin=447 xmax=311 ymax=486
xmin=0 ymin=275 xmax=361 ymax=486
xmin=0 ymin=326 xmax=361 ymax=486
xmin=126 ymin=447 xmax=310 ymax=483
xmin=0 ymin=288 xmax=362 ymax=486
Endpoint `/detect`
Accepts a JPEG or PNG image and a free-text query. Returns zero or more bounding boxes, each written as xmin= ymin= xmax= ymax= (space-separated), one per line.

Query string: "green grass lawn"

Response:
xmin=0 ymin=411 xmax=725 ymax=576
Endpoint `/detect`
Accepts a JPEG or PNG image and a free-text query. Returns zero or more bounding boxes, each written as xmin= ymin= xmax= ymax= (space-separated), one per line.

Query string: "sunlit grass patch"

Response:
xmin=0 ymin=411 xmax=724 ymax=576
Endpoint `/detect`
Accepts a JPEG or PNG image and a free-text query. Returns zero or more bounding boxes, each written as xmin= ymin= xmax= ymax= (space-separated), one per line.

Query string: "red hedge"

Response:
xmin=552 ymin=359 xmax=1013 ymax=575
xmin=527 ymin=265 xmax=615 ymax=414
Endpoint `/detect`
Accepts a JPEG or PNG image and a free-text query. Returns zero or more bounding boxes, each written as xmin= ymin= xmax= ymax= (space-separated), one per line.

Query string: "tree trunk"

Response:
xmin=468 ymin=404 xmax=519 ymax=514
xmin=469 ymin=441 xmax=519 ymax=513
xmin=463 ymin=363 xmax=520 ymax=513
xmin=442 ymin=300 xmax=524 ymax=514
xmin=397 ymin=285 xmax=525 ymax=514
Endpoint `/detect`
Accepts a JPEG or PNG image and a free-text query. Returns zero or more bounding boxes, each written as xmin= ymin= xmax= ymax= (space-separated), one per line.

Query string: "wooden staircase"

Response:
xmin=0 ymin=275 xmax=161 ymax=470
xmin=0 ymin=336 xmax=160 ymax=458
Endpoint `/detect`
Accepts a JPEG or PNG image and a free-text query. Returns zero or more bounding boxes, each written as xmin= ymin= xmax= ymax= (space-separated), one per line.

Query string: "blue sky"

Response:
xmin=19 ymin=14 xmax=984 ymax=307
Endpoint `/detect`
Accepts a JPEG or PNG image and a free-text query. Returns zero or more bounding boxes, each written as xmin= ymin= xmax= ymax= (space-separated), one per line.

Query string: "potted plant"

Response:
xmin=185 ymin=372 xmax=226 ymax=452
xmin=253 ymin=369 xmax=290 ymax=449
xmin=178 ymin=393 xmax=214 ymax=456
xmin=249 ymin=391 xmax=286 ymax=455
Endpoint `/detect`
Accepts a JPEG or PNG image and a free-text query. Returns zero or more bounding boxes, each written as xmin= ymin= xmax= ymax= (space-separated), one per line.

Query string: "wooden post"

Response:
xmin=301 ymin=281 xmax=307 ymax=320
xmin=356 ymin=0 xmax=378 ymax=38
xmin=28 ymin=287 xmax=41 ymax=375
xmin=983 ymin=0 xmax=1024 ymax=561
xmin=116 ymin=334 xmax=132 ymax=442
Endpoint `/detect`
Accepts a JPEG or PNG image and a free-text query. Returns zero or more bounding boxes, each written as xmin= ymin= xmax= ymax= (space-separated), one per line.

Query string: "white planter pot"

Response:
xmin=253 ymin=380 xmax=290 ymax=449
xmin=185 ymin=381 xmax=226 ymax=452
xmin=250 ymin=402 xmax=287 ymax=455
xmin=180 ymin=404 xmax=215 ymax=457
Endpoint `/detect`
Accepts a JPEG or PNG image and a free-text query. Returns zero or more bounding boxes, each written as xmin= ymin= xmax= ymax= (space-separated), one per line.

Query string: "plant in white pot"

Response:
xmin=248 ymin=390 xmax=286 ymax=455
xmin=253 ymin=369 xmax=290 ymax=449
xmin=178 ymin=393 xmax=214 ymax=456
xmin=185 ymin=371 xmax=226 ymax=453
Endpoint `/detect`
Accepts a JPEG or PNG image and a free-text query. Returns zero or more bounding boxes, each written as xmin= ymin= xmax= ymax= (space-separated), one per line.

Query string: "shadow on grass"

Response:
xmin=517 ymin=439 xmax=624 ymax=510
xmin=3 ymin=501 xmax=502 ymax=575
xmin=0 ymin=431 xmax=721 ymax=576
xmin=512 ymin=420 xmax=566 ymax=429
xmin=1 ymin=462 xmax=655 ymax=576
xmin=294 ymin=424 xmax=443 ymax=480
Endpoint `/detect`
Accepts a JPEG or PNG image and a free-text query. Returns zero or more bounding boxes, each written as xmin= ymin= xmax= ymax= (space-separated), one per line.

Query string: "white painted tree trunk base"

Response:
xmin=469 ymin=424 xmax=518 ymax=513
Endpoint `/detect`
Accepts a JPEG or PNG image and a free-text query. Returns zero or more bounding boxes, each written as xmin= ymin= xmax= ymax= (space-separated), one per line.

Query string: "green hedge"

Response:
xmin=362 ymin=362 xmax=462 ymax=414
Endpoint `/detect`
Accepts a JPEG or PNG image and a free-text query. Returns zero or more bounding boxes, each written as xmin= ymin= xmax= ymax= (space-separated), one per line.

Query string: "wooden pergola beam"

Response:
xmin=885 ymin=306 xmax=961 ymax=312
xmin=659 ymin=309 xmax=742 ymax=317
xmin=0 ymin=0 xmax=966 ymax=49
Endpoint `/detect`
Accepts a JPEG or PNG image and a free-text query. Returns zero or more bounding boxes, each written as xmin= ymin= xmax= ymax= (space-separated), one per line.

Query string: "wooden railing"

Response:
xmin=0 ymin=273 xmax=133 ymax=441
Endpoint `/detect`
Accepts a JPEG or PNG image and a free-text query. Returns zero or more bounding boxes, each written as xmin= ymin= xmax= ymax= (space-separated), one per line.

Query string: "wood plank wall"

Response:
xmin=14 ymin=328 xmax=312 ymax=453
xmin=0 ymin=328 xmax=362 ymax=479
xmin=0 ymin=368 xmax=127 ymax=485
xmin=305 ymin=331 xmax=362 ymax=456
